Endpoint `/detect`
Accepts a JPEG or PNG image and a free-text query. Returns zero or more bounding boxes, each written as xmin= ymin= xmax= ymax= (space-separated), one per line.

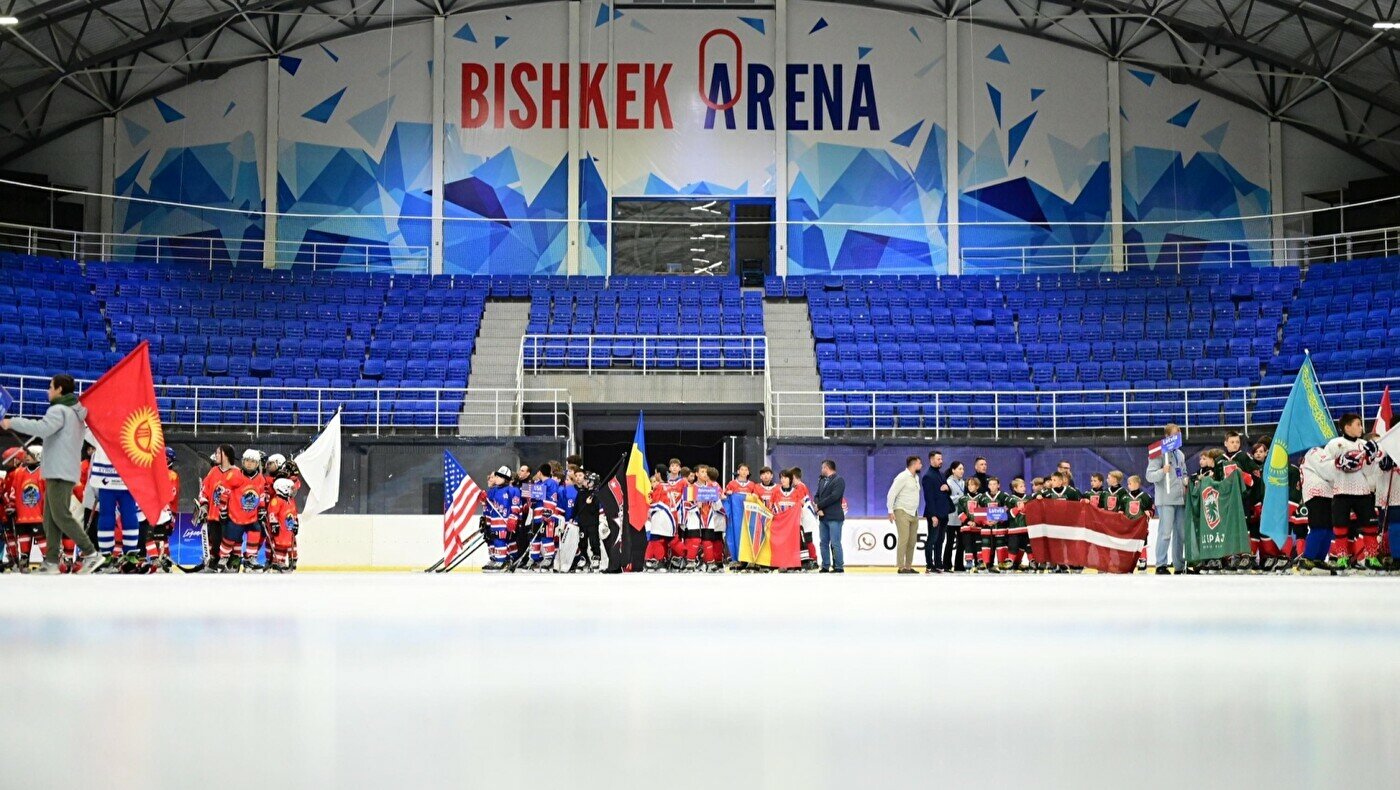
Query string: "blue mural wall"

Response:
xmin=276 ymin=24 xmax=434 ymax=270
xmin=957 ymin=29 xmax=1111 ymax=272
xmin=113 ymin=66 xmax=266 ymax=265
xmin=1120 ymin=66 xmax=1271 ymax=266
xmin=785 ymin=4 xmax=949 ymax=275
xmin=102 ymin=0 xmax=1288 ymax=275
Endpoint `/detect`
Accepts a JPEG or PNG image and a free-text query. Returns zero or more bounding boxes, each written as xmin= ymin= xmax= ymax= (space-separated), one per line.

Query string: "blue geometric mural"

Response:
xmin=787 ymin=121 xmax=949 ymax=274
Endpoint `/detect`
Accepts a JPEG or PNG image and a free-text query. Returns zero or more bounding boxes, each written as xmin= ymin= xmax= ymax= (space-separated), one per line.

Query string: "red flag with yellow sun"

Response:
xmin=80 ymin=341 xmax=171 ymax=521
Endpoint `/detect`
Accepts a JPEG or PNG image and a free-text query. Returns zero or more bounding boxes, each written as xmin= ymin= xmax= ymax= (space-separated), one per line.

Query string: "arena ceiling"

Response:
xmin=0 ymin=0 xmax=1397 ymax=173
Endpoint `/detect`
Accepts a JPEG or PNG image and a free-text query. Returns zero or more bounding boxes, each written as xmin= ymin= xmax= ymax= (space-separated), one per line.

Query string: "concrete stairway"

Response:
xmin=460 ymin=301 xmax=530 ymax=435
xmin=762 ymin=299 xmax=824 ymax=436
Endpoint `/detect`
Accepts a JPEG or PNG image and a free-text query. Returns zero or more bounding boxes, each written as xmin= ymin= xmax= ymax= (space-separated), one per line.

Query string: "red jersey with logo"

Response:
xmin=725 ymin=479 xmax=755 ymax=497
xmin=661 ymin=478 xmax=688 ymax=514
xmin=8 ymin=465 xmax=45 ymax=524
xmin=754 ymin=482 xmax=777 ymax=509
xmin=201 ymin=466 xmax=240 ymax=521
xmin=267 ymin=496 xmax=300 ymax=549
xmin=769 ymin=486 xmax=804 ymax=514
xmin=225 ymin=470 xmax=266 ymax=525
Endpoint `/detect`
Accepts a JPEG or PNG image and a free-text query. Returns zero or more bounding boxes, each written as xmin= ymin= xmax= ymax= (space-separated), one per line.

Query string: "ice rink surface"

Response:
xmin=2 ymin=572 xmax=1399 ymax=790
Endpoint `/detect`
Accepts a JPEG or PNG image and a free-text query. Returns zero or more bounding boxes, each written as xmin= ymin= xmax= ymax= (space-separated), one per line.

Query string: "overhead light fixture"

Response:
xmin=1376 ymin=21 xmax=1400 ymax=29
xmin=0 ymin=16 xmax=19 ymax=26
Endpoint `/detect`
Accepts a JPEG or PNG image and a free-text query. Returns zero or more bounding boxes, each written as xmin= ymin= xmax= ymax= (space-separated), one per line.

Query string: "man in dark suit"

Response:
xmin=814 ymin=459 xmax=847 ymax=573
xmin=921 ymin=451 xmax=952 ymax=572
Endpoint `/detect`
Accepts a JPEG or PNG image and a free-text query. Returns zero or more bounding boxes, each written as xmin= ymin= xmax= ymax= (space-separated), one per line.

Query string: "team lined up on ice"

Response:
xmin=1138 ymin=415 xmax=1396 ymax=575
xmin=0 ymin=440 xmax=303 ymax=574
xmin=477 ymin=459 xmax=827 ymax=573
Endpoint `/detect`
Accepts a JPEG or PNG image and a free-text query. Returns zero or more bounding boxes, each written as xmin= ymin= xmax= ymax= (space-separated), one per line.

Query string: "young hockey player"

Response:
xmin=1100 ymin=471 xmax=1126 ymax=510
xmin=1296 ymin=444 xmax=1337 ymax=572
xmin=1086 ymin=474 xmax=1106 ymax=508
xmin=644 ymin=474 xmax=677 ymax=572
xmin=1119 ymin=475 xmax=1155 ymax=572
xmin=1039 ymin=473 xmax=1081 ymax=501
xmin=726 ymin=463 xmax=755 ymax=496
xmin=1285 ymin=462 xmax=1308 ymax=563
xmin=6 ymin=447 xmax=44 ymax=572
xmin=1031 ymin=477 xmax=1046 ymax=496
xmin=684 ymin=466 xmax=726 ymax=572
xmin=754 ymin=466 xmax=777 ymax=510
xmin=481 ymin=466 xmax=522 ymax=571
xmin=87 ymin=431 xmax=146 ymax=571
xmin=266 ymin=477 xmax=299 ymax=572
xmin=1001 ymin=476 xmax=1030 ymax=571
xmin=571 ymin=470 xmax=603 ymax=572
xmin=787 ymin=466 xmax=819 ymax=571
xmin=1185 ymin=450 xmax=1250 ymax=574
xmin=526 ymin=463 xmax=563 ymax=571
xmin=198 ymin=444 xmax=239 ymax=572
xmin=215 ymin=450 xmax=266 ymax=573
xmin=767 ymin=470 xmax=809 ymax=572
xmin=981 ymin=477 xmax=1008 ymax=572
xmin=1324 ymin=414 xmax=1381 ymax=571
xmin=0 ymin=448 xmax=14 ymax=572
xmin=1372 ymin=445 xmax=1400 ymax=569
xmin=141 ymin=447 xmax=180 ymax=573
xmin=956 ymin=477 xmax=987 ymax=571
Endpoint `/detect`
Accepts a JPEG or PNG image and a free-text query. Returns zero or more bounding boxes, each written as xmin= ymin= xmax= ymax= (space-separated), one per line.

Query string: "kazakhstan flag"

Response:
xmin=1260 ymin=357 xmax=1336 ymax=545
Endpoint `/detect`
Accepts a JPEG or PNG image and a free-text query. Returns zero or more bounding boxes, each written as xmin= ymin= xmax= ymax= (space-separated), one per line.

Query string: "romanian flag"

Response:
xmin=737 ymin=496 xmax=802 ymax=569
xmin=80 ymin=341 xmax=172 ymax=523
xmin=625 ymin=412 xmax=651 ymax=531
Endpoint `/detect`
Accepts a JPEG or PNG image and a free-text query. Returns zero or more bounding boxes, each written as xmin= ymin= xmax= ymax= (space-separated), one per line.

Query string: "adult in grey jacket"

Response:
xmin=2 ymin=374 xmax=104 ymax=573
xmin=1144 ymin=422 xmax=1187 ymax=575
xmin=814 ymin=460 xmax=846 ymax=572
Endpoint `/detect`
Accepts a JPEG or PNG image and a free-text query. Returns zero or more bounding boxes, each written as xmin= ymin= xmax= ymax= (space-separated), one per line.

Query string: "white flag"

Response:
xmin=1380 ymin=423 xmax=1400 ymax=467
xmin=296 ymin=411 xmax=342 ymax=519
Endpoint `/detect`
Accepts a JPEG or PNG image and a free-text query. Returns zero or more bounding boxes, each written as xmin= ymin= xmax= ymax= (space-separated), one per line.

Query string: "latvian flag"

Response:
xmin=1147 ymin=439 xmax=1163 ymax=460
xmin=1025 ymin=499 xmax=1150 ymax=574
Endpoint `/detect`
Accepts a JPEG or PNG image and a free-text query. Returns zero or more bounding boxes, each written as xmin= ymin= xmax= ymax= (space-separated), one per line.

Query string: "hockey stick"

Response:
xmin=440 ymin=532 xmax=488 ymax=573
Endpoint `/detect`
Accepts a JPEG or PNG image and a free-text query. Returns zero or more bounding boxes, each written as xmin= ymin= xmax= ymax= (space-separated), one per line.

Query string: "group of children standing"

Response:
xmin=196 ymin=446 xmax=303 ymax=573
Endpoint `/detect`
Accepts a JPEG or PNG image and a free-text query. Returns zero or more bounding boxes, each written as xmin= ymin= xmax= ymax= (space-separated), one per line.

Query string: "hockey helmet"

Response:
xmin=242 ymin=449 xmax=264 ymax=463
xmin=2 ymin=447 xmax=24 ymax=465
xmin=28 ymin=445 xmax=41 ymax=460
xmin=165 ymin=447 xmax=177 ymax=463
xmin=491 ymin=465 xmax=511 ymax=483
xmin=267 ymin=453 xmax=287 ymax=467
xmin=273 ymin=478 xmax=296 ymax=498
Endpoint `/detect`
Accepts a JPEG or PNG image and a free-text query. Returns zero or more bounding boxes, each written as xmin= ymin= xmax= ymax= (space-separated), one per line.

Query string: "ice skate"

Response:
xmin=481 ymin=562 xmax=505 ymax=573
xmin=706 ymin=561 xmax=724 ymax=573
xmin=683 ymin=559 xmax=699 ymax=573
xmin=95 ymin=554 xmax=122 ymax=574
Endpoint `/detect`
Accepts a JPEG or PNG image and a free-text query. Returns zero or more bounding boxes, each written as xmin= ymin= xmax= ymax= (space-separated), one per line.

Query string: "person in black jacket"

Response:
xmin=572 ymin=469 xmax=603 ymax=572
xmin=814 ymin=459 xmax=847 ymax=573
xmin=921 ymin=451 xmax=952 ymax=572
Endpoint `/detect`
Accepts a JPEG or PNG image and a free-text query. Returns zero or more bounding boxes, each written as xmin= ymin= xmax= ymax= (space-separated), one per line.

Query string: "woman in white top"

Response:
xmin=944 ymin=462 xmax=967 ymax=572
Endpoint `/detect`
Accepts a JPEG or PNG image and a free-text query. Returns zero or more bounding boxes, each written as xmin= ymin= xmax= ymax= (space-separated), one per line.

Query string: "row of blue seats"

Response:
xmin=817 ymin=337 xmax=1269 ymax=364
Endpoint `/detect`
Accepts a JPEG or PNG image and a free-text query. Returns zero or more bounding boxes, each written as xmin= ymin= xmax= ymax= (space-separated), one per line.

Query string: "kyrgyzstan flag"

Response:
xmin=1025 ymin=498 xmax=1149 ymax=574
xmin=625 ymin=412 xmax=652 ymax=531
xmin=80 ymin=341 xmax=172 ymax=521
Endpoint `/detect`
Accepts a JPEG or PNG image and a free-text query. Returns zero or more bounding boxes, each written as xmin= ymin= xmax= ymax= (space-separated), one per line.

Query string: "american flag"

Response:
xmin=443 ymin=451 xmax=484 ymax=566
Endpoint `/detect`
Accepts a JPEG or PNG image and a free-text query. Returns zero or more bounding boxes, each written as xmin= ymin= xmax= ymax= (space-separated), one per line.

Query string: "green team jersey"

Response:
xmin=995 ymin=491 xmax=1026 ymax=529
xmin=1185 ymin=469 xmax=1250 ymax=561
xmin=1039 ymin=486 xmax=1081 ymax=501
xmin=1118 ymin=489 xmax=1153 ymax=519
xmin=1099 ymin=485 xmax=1127 ymax=511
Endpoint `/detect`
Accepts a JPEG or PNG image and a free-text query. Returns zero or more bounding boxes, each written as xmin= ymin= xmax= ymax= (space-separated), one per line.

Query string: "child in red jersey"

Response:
xmin=6 ymin=448 xmax=45 ymax=572
xmin=216 ymin=449 xmax=267 ymax=572
xmin=725 ymin=463 xmax=755 ymax=497
xmin=267 ymin=478 xmax=299 ymax=572
xmin=754 ymin=466 xmax=777 ymax=510
xmin=788 ymin=466 xmax=819 ymax=571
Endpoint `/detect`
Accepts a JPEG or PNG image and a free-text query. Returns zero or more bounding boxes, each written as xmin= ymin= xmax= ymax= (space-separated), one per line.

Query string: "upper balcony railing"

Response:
xmin=520 ymin=334 xmax=767 ymax=375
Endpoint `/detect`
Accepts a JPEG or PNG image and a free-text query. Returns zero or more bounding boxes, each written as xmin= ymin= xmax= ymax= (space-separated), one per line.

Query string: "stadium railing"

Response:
xmin=768 ymin=376 xmax=1400 ymax=440
xmin=0 ymin=221 xmax=430 ymax=273
xmin=961 ymin=225 xmax=1400 ymax=274
xmin=0 ymin=373 xmax=571 ymax=438
xmin=519 ymin=334 xmax=767 ymax=375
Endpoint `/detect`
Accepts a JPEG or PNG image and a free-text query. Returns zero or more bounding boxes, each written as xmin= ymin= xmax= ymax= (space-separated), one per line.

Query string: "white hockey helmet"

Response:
xmin=242 ymin=449 xmax=264 ymax=463
xmin=29 ymin=445 xmax=42 ymax=460
xmin=273 ymin=478 xmax=296 ymax=498
xmin=267 ymin=453 xmax=286 ymax=467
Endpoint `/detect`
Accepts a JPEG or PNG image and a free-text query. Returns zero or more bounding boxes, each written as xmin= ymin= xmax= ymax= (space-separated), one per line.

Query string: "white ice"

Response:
xmin=2 ymin=573 xmax=1399 ymax=790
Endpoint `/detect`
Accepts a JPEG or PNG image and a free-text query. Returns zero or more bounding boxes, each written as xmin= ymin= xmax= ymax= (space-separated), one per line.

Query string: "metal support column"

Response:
xmin=431 ymin=15 xmax=447 ymax=275
xmin=775 ymin=0 xmax=789 ymax=276
xmin=1269 ymin=121 xmax=1284 ymax=264
xmin=1108 ymin=61 xmax=1125 ymax=271
xmin=945 ymin=20 xmax=960 ymax=274
xmin=566 ymin=1 xmax=582 ymax=275
xmin=263 ymin=58 xmax=280 ymax=269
